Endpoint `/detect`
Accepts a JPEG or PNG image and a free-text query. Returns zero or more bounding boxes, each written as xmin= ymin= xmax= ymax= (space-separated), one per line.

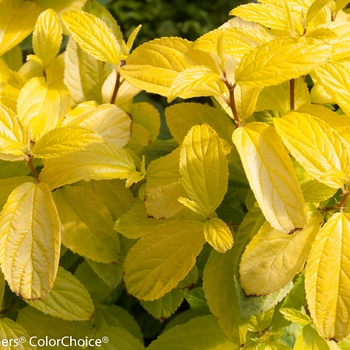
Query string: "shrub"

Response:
xmin=1 ymin=0 xmax=350 ymax=349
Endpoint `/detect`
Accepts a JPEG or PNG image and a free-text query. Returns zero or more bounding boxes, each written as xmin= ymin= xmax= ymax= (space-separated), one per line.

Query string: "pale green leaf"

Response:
xmin=232 ymin=122 xmax=306 ymax=233
xmin=32 ymin=126 xmax=102 ymax=158
xmin=294 ymin=324 xmax=330 ymax=350
xmin=17 ymin=306 xmax=91 ymax=350
xmin=52 ymin=186 xmax=120 ymax=264
xmin=124 ymin=220 xmax=205 ymax=300
xmin=203 ymin=218 xmax=233 ymax=253
xmin=76 ymin=179 xmax=134 ymax=220
xmin=147 ymin=315 xmax=236 ymax=350
xmin=239 ymin=212 xmax=323 ymax=296
xmin=248 ymin=308 xmax=275 ymax=333
xmin=17 ymin=77 xmax=71 ymax=141
xmin=94 ymin=305 xmax=143 ymax=343
xmin=1 ymin=45 xmax=22 ymax=71
xmin=306 ymin=213 xmax=350 ymax=340
xmin=95 ymin=327 xmax=144 ymax=350
xmin=120 ymin=37 xmax=196 ymax=96
xmin=274 ymin=111 xmax=350 ymax=188
xmin=0 ymin=182 xmax=60 ymax=299
xmin=0 ymin=176 xmax=35 ymax=210
xmin=301 ymin=180 xmax=337 ymax=203
xmin=33 ymin=9 xmax=62 ymax=69
xmin=26 ymin=267 xmax=94 ymax=321
xmin=203 ymin=249 xmax=248 ymax=345
xmin=0 ymin=103 xmax=28 ymax=157
xmin=64 ymin=103 xmax=132 ymax=147
xmin=131 ymin=102 xmax=160 ymax=142
xmin=39 ymin=142 xmax=142 ymax=190
xmin=145 ymin=147 xmax=186 ymax=219
xmin=179 ymin=124 xmax=228 ymax=217
xmin=256 ymin=78 xmax=310 ymax=115
xmin=0 ymin=1 xmax=40 ymax=56
xmin=140 ymin=289 xmax=186 ymax=320
xmin=0 ymin=318 xmax=34 ymax=350
xmin=62 ymin=10 xmax=120 ymax=65
xmin=165 ymin=102 xmax=235 ymax=145
xmin=235 ymin=37 xmax=331 ymax=87
xmin=114 ymin=199 xmax=167 ymax=239
xmin=75 ymin=261 xmax=112 ymax=302
xmin=64 ymin=37 xmax=107 ymax=105
xmin=279 ymin=308 xmax=311 ymax=326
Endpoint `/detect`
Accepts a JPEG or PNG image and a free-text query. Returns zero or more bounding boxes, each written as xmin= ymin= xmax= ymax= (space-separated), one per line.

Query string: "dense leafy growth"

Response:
xmin=1 ymin=0 xmax=350 ymax=349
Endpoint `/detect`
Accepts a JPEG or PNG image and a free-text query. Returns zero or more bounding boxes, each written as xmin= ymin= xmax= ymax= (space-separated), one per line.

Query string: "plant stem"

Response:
xmin=290 ymin=78 xmax=295 ymax=111
xmin=27 ymin=156 xmax=39 ymax=179
xmin=110 ymin=68 xmax=121 ymax=105
xmin=223 ymin=79 xmax=241 ymax=126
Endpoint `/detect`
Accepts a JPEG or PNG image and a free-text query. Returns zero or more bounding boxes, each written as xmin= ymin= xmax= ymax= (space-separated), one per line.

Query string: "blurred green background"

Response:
xmin=100 ymin=0 xmax=249 ymax=45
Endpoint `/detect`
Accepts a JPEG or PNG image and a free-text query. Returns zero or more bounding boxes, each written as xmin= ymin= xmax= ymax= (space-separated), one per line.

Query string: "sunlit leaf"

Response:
xmin=232 ymin=122 xmax=306 ymax=233
xmin=124 ymin=220 xmax=205 ymax=300
xmin=62 ymin=10 xmax=120 ymax=65
xmin=306 ymin=213 xmax=350 ymax=340
xmin=0 ymin=182 xmax=60 ymax=299
xmin=203 ymin=218 xmax=233 ymax=253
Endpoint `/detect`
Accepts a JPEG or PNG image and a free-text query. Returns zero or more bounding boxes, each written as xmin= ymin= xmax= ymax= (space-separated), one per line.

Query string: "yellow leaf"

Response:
xmin=145 ymin=147 xmax=186 ymax=219
xmin=165 ymin=102 xmax=235 ymax=145
xmin=235 ymin=37 xmax=332 ymax=87
xmin=168 ymin=65 xmax=221 ymax=102
xmin=306 ymin=213 xmax=350 ymax=340
xmin=62 ymin=10 xmax=120 ymax=65
xmin=64 ymin=37 xmax=107 ymax=105
xmin=0 ymin=103 xmax=28 ymax=157
xmin=33 ymin=9 xmax=63 ymax=69
xmin=274 ymin=111 xmax=350 ymax=188
xmin=26 ymin=267 xmax=94 ymax=321
xmin=179 ymin=124 xmax=228 ymax=217
xmin=53 ymin=186 xmax=120 ymax=264
xmin=39 ymin=143 xmax=142 ymax=190
xmin=0 ymin=318 xmax=32 ymax=350
xmin=239 ymin=212 xmax=323 ymax=296
xmin=124 ymin=220 xmax=205 ymax=300
xmin=294 ymin=323 xmax=331 ymax=350
xmin=63 ymin=103 xmax=132 ymax=147
xmin=230 ymin=2 xmax=290 ymax=31
xmin=313 ymin=61 xmax=350 ymax=116
xmin=36 ymin=0 xmax=86 ymax=15
xmin=17 ymin=77 xmax=71 ymax=141
xmin=0 ymin=182 xmax=61 ymax=299
xmin=120 ymin=37 xmax=195 ymax=96
xmin=0 ymin=1 xmax=40 ymax=56
xmin=193 ymin=26 xmax=273 ymax=59
xmin=32 ymin=126 xmax=102 ymax=158
xmin=232 ymin=122 xmax=306 ymax=233
xmin=203 ymin=218 xmax=233 ymax=253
